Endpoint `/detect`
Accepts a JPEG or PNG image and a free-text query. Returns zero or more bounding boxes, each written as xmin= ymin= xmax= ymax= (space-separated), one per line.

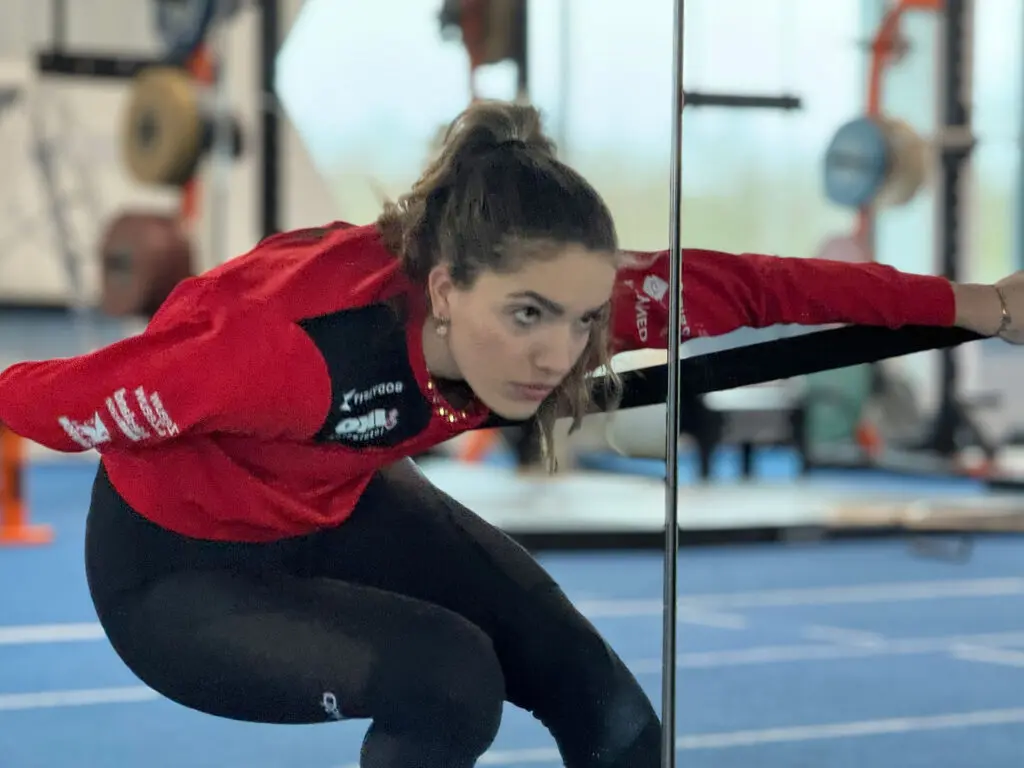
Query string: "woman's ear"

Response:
xmin=426 ymin=263 xmax=456 ymax=318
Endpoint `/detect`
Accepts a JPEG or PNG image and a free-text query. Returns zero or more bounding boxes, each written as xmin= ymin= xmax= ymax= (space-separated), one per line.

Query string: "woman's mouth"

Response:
xmin=509 ymin=383 xmax=555 ymax=402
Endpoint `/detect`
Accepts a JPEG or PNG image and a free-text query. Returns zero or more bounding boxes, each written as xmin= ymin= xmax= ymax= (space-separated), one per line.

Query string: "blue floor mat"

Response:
xmin=2 ymin=462 xmax=1022 ymax=767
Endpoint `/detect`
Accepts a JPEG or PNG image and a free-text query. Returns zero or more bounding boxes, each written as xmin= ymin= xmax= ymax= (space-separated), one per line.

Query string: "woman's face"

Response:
xmin=426 ymin=244 xmax=618 ymax=420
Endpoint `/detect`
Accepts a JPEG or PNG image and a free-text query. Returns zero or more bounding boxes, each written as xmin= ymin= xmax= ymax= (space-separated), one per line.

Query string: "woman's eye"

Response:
xmin=578 ymin=310 xmax=604 ymax=330
xmin=512 ymin=306 xmax=542 ymax=326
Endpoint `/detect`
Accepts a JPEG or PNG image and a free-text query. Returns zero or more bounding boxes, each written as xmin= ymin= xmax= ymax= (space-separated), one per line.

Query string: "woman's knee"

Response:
xmin=374 ymin=610 xmax=506 ymax=754
xmin=506 ymin=591 xmax=658 ymax=764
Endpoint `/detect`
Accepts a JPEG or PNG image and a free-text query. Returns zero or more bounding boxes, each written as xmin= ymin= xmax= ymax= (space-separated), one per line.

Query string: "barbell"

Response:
xmin=121 ymin=66 xmax=243 ymax=187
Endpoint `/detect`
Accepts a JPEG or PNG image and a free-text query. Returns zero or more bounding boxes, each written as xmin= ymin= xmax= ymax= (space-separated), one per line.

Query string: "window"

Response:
xmin=277 ymin=0 xmax=866 ymax=258
xmin=527 ymin=0 xmax=864 ymax=257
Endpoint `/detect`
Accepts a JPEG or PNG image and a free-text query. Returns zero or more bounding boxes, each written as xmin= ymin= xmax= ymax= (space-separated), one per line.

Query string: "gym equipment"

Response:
xmin=439 ymin=0 xmax=524 ymax=68
xmin=98 ymin=211 xmax=195 ymax=317
xmin=154 ymin=0 xmax=218 ymax=63
xmin=2 ymin=56 xmax=104 ymax=350
xmin=152 ymin=0 xmax=242 ymax=65
xmin=922 ymin=0 xmax=1000 ymax=472
xmin=832 ymin=497 xmax=1024 ymax=541
xmin=684 ymin=92 xmax=801 ymax=110
xmin=439 ymin=0 xmax=528 ymax=101
xmin=0 ymin=423 xmax=52 ymax=547
xmin=122 ymin=66 xmax=243 ymax=187
xmin=37 ymin=0 xmax=232 ymax=78
xmin=808 ymin=0 xmax=1004 ymax=482
xmin=823 ymin=115 xmax=928 ymax=209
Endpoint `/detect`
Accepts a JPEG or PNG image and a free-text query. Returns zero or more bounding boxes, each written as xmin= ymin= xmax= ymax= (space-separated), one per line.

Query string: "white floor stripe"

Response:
xmin=0 ymin=686 xmax=158 ymax=711
xmin=337 ymin=708 xmax=1024 ymax=767
xmin=673 ymin=708 xmax=1024 ymax=750
xmin=948 ymin=644 xmax=1024 ymax=668
xmin=1 ymin=578 xmax=1020 ymax=648
xmin=674 ymin=608 xmax=747 ymax=630
xmin=576 ymin=577 xmax=1024 ymax=618
xmin=625 ymin=630 xmax=1024 ymax=673
xmin=801 ymin=625 xmax=887 ymax=647
xmin=2 ymin=632 xmax=1018 ymax=725
xmin=0 ymin=623 xmax=106 ymax=646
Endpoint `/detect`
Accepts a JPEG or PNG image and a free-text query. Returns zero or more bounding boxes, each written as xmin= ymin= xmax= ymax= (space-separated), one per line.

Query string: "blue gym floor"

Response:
xmin=2 ymin=460 xmax=1023 ymax=767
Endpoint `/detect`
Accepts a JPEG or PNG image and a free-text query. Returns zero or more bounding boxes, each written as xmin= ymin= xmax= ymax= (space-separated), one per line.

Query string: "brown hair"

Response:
xmin=377 ymin=100 xmax=623 ymax=469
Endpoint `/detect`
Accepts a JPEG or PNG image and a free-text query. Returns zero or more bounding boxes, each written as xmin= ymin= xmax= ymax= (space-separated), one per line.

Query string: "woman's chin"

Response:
xmin=476 ymin=393 xmax=542 ymax=422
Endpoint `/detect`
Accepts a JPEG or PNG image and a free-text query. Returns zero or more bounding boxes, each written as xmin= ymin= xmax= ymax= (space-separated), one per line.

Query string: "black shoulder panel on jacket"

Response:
xmin=297 ymin=303 xmax=433 ymax=448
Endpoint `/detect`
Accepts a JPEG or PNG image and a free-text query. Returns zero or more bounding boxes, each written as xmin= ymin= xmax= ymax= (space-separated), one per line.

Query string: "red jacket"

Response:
xmin=0 ymin=223 xmax=954 ymax=541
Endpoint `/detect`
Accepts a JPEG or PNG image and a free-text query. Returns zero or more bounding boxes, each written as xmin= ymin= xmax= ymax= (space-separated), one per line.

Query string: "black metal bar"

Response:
xmin=52 ymin=0 xmax=67 ymax=51
xmin=36 ymin=52 xmax=158 ymax=79
xmin=920 ymin=0 xmax=979 ymax=457
xmin=515 ymin=0 xmax=528 ymax=97
xmin=479 ymin=324 xmax=985 ymax=429
xmin=259 ymin=0 xmax=281 ymax=238
xmin=938 ymin=0 xmax=970 ymax=276
xmin=682 ymin=91 xmax=802 ymax=110
xmin=615 ymin=326 xmax=982 ymax=413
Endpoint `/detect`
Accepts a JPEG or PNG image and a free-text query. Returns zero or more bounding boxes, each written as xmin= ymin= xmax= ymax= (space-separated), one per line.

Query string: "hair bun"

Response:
xmin=442 ymin=100 xmax=555 ymax=162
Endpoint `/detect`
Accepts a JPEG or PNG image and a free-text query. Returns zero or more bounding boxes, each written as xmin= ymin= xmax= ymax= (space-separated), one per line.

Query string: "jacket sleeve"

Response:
xmin=0 ymin=306 xmax=332 ymax=453
xmin=609 ymin=248 xmax=957 ymax=351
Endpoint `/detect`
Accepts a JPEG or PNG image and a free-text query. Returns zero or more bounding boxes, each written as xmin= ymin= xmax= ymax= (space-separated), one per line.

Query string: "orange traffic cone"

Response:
xmin=459 ymin=429 xmax=500 ymax=463
xmin=855 ymin=420 xmax=884 ymax=459
xmin=0 ymin=425 xmax=52 ymax=546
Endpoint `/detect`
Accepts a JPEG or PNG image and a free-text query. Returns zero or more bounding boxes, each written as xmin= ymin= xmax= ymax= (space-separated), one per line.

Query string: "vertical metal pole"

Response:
xmin=515 ymin=0 xmax=529 ymax=101
xmin=556 ymin=0 xmax=571 ymax=153
xmin=1016 ymin=1 xmax=1024 ymax=271
xmin=924 ymin=0 xmax=974 ymax=455
xmin=662 ymin=0 xmax=687 ymax=764
xmin=51 ymin=0 xmax=66 ymax=51
xmin=260 ymin=0 xmax=281 ymax=238
xmin=209 ymin=0 xmax=234 ymax=265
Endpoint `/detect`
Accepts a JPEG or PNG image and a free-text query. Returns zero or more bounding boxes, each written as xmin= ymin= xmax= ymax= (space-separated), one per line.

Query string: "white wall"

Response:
xmin=0 ymin=0 xmax=338 ymax=304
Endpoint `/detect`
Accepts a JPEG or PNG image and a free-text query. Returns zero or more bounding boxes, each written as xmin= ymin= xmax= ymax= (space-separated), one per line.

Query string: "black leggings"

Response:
xmin=84 ymin=459 xmax=660 ymax=768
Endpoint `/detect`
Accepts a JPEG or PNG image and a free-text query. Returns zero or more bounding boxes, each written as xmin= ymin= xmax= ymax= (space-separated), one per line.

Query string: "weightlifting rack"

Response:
xmin=35 ymin=0 xmax=283 ymax=245
xmin=901 ymin=0 xmax=1010 ymax=480
xmin=800 ymin=0 xmax=1018 ymax=487
xmin=912 ymin=0 xmax=981 ymax=453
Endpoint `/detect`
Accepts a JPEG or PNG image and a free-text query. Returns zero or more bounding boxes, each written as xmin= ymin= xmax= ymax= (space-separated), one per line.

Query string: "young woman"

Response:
xmin=0 ymin=100 xmax=1020 ymax=768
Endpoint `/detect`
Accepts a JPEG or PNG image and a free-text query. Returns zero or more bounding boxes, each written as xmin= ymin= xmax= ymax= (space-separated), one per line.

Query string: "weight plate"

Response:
xmin=122 ymin=67 xmax=204 ymax=187
xmin=99 ymin=211 xmax=194 ymax=317
xmin=823 ymin=117 xmax=890 ymax=209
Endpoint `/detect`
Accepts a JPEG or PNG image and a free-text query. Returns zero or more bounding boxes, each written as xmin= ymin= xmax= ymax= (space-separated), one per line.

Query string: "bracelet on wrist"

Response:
xmin=995 ymin=286 xmax=1012 ymax=337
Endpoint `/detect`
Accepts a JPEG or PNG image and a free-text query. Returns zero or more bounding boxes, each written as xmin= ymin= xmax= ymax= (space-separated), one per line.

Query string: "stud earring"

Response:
xmin=435 ymin=316 xmax=450 ymax=337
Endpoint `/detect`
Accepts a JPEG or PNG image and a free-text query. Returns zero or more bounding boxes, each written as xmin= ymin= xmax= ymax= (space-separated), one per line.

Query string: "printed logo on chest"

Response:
xmin=298 ymin=303 xmax=434 ymax=449
xmin=331 ymin=380 xmax=405 ymax=444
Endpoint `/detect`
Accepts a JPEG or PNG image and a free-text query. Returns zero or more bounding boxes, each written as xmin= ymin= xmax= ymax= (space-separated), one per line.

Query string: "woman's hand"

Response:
xmin=953 ymin=272 xmax=1024 ymax=344
xmin=994 ymin=272 xmax=1024 ymax=344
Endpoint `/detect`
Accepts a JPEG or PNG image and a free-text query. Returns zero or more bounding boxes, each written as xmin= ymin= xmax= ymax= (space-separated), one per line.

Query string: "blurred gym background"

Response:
xmin=1 ymin=1 xmax=1023 ymax=766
